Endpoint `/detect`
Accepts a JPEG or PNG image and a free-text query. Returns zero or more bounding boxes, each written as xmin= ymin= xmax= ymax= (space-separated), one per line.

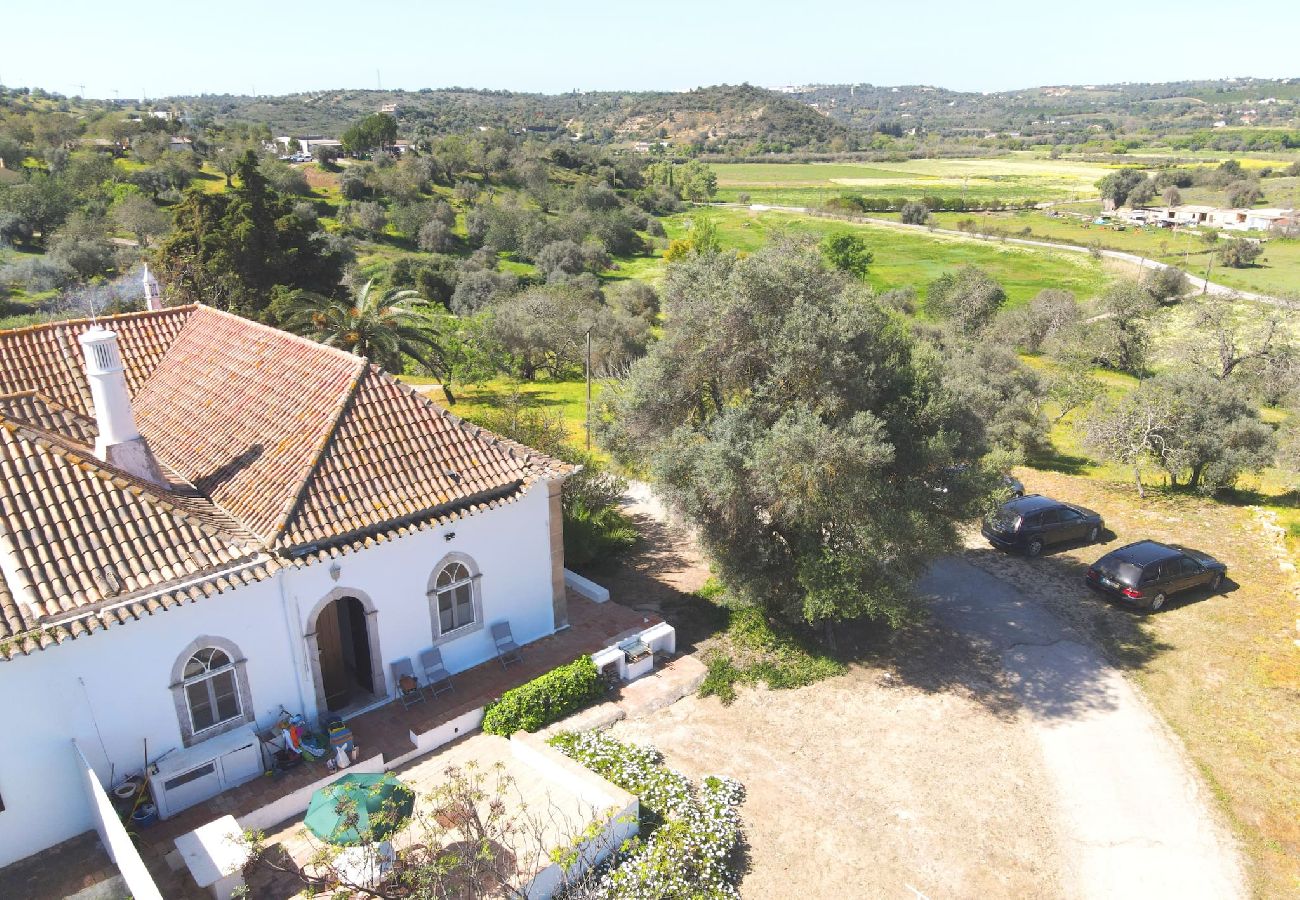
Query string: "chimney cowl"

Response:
xmin=78 ymin=326 xmax=165 ymax=485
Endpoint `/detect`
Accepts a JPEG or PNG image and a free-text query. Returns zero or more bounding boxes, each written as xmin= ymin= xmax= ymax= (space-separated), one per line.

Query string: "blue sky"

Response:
xmin=4 ymin=0 xmax=1298 ymax=98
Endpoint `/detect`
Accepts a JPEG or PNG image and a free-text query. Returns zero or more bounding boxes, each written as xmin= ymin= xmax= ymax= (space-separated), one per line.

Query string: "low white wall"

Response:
xmin=237 ymin=754 xmax=384 ymax=833
xmin=510 ymin=733 xmax=638 ymax=900
xmin=563 ymin=569 xmax=609 ymax=604
xmin=72 ymin=740 xmax=162 ymax=900
xmin=414 ymin=708 xmax=485 ymax=755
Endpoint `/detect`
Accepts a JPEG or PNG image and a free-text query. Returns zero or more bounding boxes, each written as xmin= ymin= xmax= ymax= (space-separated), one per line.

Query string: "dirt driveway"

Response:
xmin=592 ymin=480 xmax=1253 ymax=898
xmin=609 ymin=619 xmax=1071 ymax=898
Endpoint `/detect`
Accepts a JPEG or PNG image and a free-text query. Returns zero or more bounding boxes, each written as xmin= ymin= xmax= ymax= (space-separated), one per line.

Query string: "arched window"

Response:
xmin=434 ymin=561 xmax=475 ymax=635
xmin=183 ymin=647 xmax=243 ymax=734
xmin=169 ymin=637 xmax=254 ymax=746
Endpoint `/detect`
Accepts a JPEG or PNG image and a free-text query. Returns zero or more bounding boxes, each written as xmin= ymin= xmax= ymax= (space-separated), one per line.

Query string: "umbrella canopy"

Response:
xmin=304 ymin=773 xmax=415 ymax=846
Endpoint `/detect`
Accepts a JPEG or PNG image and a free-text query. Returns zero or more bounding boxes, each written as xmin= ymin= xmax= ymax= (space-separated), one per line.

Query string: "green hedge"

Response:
xmin=481 ymin=655 xmax=605 ymax=735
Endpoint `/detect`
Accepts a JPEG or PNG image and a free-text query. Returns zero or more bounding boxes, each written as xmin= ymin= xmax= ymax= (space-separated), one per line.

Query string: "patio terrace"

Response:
xmin=137 ymin=592 xmax=659 ymax=857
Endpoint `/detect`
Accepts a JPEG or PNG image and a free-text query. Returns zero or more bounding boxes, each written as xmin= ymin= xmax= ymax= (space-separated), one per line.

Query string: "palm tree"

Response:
xmin=284 ymin=280 xmax=458 ymax=403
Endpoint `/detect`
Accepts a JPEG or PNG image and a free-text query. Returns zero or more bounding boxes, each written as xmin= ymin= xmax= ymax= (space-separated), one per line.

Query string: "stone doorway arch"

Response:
xmin=305 ymin=587 xmax=386 ymax=716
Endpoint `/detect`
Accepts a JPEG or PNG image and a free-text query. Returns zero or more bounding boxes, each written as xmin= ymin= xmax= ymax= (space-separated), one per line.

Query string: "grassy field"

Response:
xmin=664 ymin=207 xmax=1113 ymax=305
xmin=404 ymin=376 xmax=598 ymax=449
xmin=901 ymin=208 xmax=1300 ymax=298
xmin=711 ymin=154 xmax=1119 ymax=207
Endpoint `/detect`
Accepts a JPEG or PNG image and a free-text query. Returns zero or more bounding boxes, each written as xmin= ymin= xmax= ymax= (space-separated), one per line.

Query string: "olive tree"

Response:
xmin=924 ymin=265 xmax=1007 ymax=335
xmin=601 ymin=238 xmax=1004 ymax=632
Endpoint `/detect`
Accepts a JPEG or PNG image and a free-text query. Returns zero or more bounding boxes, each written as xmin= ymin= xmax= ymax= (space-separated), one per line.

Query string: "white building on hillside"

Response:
xmin=0 ymin=306 xmax=577 ymax=870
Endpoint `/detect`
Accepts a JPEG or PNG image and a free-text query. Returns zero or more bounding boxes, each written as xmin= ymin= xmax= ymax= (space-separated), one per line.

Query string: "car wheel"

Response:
xmin=1149 ymin=591 xmax=1168 ymax=611
xmin=1210 ymin=572 xmax=1223 ymax=592
xmin=1086 ymin=526 xmax=1099 ymax=544
xmin=1026 ymin=538 xmax=1044 ymax=558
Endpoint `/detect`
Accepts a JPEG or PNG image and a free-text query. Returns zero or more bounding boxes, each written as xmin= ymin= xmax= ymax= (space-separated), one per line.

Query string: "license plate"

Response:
xmin=1101 ymin=576 xmax=1118 ymax=589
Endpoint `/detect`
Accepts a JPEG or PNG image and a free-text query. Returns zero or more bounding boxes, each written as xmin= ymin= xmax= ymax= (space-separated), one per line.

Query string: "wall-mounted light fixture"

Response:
xmin=444 ymin=532 xmax=456 ymax=542
xmin=329 ymin=561 xmax=341 ymax=582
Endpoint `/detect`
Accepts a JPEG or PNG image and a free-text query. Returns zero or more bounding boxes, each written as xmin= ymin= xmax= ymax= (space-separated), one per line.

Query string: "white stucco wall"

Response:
xmin=288 ymin=484 xmax=558 ymax=719
xmin=0 ymin=576 xmax=295 ymax=869
xmin=0 ymin=486 xmax=557 ymax=869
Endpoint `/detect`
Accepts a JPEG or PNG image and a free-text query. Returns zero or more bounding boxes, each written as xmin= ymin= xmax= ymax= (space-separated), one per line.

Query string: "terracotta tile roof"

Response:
xmin=0 ymin=305 xmax=571 ymax=655
xmin=278 ymin=367 xmax=569 ymax=549
xmin=0 ymin=307 xmax=193 ymax=417
xmin=133 ymin=306 xmax=367 ymax=542
xmin=0 ymin=392 xmax=98 ymax=445
xmin=0 ymin=419 xmax=269 ymax=657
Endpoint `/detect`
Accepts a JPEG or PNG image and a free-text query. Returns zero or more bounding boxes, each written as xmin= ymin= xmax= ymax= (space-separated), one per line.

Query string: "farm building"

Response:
xmin=1126 ymin=204 xmax=1296 ymax=232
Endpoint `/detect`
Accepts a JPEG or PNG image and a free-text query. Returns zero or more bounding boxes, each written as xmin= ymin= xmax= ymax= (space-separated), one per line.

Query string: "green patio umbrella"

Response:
xmin=304 ymin=773 xmax=416 ymax=846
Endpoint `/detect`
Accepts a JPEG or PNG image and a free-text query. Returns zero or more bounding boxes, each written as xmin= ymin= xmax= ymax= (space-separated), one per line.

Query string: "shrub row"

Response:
xmin=481 ymin=654 xmax=605 ymax=735
xmin=825 ymin=194 xmax=1036 ymax=213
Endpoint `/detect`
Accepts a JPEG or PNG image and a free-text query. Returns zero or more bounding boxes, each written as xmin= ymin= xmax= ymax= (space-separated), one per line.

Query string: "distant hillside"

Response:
xmin=175 ymin=84 xmax=854 ymax=153
xmin=789 ymin=78 xmax=1300 ymax=143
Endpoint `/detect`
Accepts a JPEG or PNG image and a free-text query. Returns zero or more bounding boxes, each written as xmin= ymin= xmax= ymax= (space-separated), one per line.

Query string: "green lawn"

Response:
xmin=906 ymin=208 xmax=1300 ymax=298
xmin=404 ymin=376 xmax=597 ymax=450
xmin=711 ymin=154 xmax=1118 ymax=207
xmin=665 ymin=208 xmax=1111 ymax=306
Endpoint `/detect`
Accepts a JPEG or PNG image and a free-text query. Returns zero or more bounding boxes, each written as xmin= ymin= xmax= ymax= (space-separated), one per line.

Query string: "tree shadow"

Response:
xmin=573 ymin=511 xmax=725 ymax=656
xmin=463 ymin=388 xmax=568 ymax=411
xmin=838 ymin=549 xmax=1181 ymax=724
xmin=1026 ymin=445 xmax=1093 ymax=476
xmin=242 ymin=844 xmax=306 ymax=900
xmin=838 ymin=613 xmax=1023 ymax=721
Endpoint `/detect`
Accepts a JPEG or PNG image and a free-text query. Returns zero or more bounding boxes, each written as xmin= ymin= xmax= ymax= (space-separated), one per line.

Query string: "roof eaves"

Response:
xmin=276 ymin=477 xmax=530 ymax=559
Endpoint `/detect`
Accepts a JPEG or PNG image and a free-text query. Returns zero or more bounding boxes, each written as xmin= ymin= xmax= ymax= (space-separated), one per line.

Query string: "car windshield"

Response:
xmin=987 ymin=508 xmax=1020 ymax=531
xmin=1095 ymin=557 xmax=1143 ymax=586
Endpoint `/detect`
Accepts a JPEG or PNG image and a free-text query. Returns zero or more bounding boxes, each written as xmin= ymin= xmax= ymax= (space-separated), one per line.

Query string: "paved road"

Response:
xmin=735 ymin=203 xmax=1290 ymax=307
xmin=920 ymin=557 xmax=1247 ymax=900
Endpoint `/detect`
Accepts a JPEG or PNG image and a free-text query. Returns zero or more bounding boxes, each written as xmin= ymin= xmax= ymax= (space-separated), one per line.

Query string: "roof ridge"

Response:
xmin=0 ymin=415 xmax=258 ymax=545
xmin=190 ymin=304 xmax=368 ymax=366
xmin=0 ymin=389 xmax=98 ymax=424
xmin=0 ymin=304 xmax=196 ymax=340
xmin=266 ymin=357 xmax=370 ymax=546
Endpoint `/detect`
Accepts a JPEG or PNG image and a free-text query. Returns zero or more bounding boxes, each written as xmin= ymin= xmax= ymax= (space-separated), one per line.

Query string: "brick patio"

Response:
xmin=136 ymin=591 xmax=658 ymax=856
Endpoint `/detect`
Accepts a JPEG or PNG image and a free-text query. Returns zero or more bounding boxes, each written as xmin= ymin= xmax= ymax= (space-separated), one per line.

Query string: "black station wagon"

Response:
xmin=981 ymin=494 xmax=1104 ymax=557
xmin=1086 ymin=540 xmax=1227 ymax=611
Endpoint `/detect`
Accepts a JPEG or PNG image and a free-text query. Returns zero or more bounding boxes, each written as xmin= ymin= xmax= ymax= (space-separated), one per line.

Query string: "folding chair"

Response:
xmin=390 ymin=657 xmax=426 ymax=708
xmin=418 ymin=647 xmax=455 ymax=699
xmin=491 ymin=622 xmax=523 ymax=669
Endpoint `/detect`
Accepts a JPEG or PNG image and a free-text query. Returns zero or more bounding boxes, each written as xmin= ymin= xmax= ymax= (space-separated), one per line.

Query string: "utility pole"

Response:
xmin=1203 ymin=252 xmax=1214 ymax=296
xmin=584 ymin=327 xmax=593 ymax=452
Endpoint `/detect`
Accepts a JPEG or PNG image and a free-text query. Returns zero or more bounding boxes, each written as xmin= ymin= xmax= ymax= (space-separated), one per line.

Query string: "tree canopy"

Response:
xmin=602 ymin=238 xmax=1002 ymax=630
xmin=155 ymin=152 xmax=344 ymax=318
xmin=341 ymin=113 xmax=398 ymax=155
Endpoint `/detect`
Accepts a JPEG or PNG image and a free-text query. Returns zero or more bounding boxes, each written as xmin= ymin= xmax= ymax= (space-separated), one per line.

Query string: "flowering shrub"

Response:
xmin=482 ymin=655 xmax=604 ymax=735
xmin=549 ymin=731 xmax=745 ymax=899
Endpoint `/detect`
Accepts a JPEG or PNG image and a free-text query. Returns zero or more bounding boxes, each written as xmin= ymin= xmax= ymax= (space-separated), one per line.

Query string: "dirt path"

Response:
xmin=922 ymin=558 xmax=1247 ymax=899
xmin=590 ymin=484 xmax=1071 ymax=898
xmin=591 ymin=480 xmax=1251 ymax=898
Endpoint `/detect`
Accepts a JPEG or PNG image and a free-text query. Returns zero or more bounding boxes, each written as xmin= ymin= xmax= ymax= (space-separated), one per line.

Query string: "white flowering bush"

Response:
xmin=549 ymin=731 xmax=745 ymax=899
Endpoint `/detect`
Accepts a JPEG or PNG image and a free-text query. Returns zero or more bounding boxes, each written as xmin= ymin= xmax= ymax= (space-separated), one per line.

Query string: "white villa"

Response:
xmin=0 ymin=305 xmax=666 ymax=886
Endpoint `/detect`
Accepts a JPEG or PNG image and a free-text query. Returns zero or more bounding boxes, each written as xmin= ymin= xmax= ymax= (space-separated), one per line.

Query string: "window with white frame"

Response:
xmin=182 ymin=647 xmax=243 ymax=735
xmin=433 ymin=561 xmax=476 ymax=635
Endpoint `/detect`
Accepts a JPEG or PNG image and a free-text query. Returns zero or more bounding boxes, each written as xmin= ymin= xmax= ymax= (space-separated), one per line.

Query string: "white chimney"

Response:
xmin=142 ymin=264 xmax=162 ymax=311
xmin=79 ymin=326 xmax=164 ymax=485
